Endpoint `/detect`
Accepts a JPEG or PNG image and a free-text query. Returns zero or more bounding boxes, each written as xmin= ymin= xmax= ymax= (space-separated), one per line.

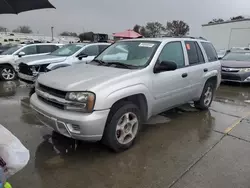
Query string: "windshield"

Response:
xmin=222 ymin=52 xmax=250 ymax=61
xmin=1 ymin=45 xmax=22 ymax=55
xmin=94 ymin=41 xmax=160 ymax=67
xmin=50 ymin=44 xmax=85 ymax=56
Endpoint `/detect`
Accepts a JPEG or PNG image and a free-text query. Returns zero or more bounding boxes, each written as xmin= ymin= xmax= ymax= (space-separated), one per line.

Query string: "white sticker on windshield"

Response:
xmin=139 ymin=43 xmax=155 ymax=47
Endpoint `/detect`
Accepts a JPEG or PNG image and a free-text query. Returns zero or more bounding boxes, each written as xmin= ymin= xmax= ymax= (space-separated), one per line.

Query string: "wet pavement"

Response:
xmin=1 ymin=81 xmax=250 ymax=188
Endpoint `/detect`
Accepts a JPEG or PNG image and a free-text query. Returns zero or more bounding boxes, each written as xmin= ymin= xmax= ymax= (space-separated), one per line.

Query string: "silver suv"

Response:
xmin=30 ymin=37 xmax=221 ymax=152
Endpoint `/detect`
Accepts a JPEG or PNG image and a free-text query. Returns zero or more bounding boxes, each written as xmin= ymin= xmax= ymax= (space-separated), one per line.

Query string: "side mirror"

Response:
xmin=77 ymin=54 xmax=88 ymax=60
xmin=154 ymin=60 xmax=177 ymax=73
xmin=18 ymin=51 xmax=25 ymax=57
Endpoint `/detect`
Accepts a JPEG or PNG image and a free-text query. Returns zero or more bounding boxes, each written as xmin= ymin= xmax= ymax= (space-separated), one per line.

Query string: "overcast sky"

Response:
xmin=0 ymin=0 xmax=249 ymax=36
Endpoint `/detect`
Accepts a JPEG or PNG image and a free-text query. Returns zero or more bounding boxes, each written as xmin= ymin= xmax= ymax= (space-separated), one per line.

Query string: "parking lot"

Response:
xmin=1 ymin=81 xmax=250 ymax=188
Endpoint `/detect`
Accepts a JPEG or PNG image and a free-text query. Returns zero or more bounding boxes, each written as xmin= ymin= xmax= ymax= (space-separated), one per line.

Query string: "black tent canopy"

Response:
xmin=0 ymin=0 xmax=55 ymax=14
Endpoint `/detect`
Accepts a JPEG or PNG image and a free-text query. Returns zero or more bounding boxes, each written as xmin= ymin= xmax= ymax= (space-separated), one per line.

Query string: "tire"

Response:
xmin=102 ymin=101 xmax=141 ymax=152
xmin=0 ymin=65 xmax=16 ymax=81
xmin=194 ymin=81 xmax=215 ymax=110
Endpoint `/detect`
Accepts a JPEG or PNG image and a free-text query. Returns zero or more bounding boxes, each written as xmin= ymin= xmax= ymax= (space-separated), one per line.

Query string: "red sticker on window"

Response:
xmin=186 ymin=43 xmax=191 ymax=50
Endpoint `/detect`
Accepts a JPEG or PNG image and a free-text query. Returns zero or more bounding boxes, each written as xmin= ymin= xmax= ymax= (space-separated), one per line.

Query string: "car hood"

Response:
xmin=0 ymin=55 xmax=14 ymax=63
xmin=17 ymin=55 xmax=67 ymax=66
xmin=38 ymin=64 xmax=135 ymax=91
xmin=221 ymin=60 xmax=250 ymax=68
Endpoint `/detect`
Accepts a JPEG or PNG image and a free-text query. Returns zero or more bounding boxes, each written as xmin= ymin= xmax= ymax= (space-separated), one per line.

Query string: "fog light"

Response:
xmin=244 ymin=77 xmax=250 ymax=81
xmin=67 ymin=124 xmax=81 ymax=134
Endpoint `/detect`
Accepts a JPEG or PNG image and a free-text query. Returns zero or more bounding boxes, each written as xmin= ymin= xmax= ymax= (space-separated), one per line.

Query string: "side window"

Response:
xmin=158 ymin=41 xmax=185 ymax=68
xmin=185 ymin=41 xmax=204 ymax=65
xmin=201 ymin=42 xmax=218 ymax=62
xmin=37 ymin=45 xmax=54 ymax=53
xmin=22 ymin=46 xmax=37 ymax=55
xmin=81 ymin=45 xmax=99 ymax=56
xmin=98 ymin=45 xmax=109 ymax=53
xmin=52 ymin=45 xmax=60 ymax=51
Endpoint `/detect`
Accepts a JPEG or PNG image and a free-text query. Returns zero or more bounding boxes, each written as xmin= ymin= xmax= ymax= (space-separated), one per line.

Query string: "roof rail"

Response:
xmin=161 ymin=35 xmax=207 ymax=40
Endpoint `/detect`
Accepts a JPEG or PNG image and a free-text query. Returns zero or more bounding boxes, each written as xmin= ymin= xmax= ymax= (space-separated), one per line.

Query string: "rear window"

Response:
xmin=201 ymin=42 xmax=218 ymax=62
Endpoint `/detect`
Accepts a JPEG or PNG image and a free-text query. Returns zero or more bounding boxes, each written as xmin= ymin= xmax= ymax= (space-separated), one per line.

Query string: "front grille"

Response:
xmin=222 ymin=74 xmax=241 ymax=81
xmin=38 ymin=83 xmax=67 ymax=98
xmin=38 ymin=95 xmax=64 ymax=110
xmin=221 ymin=67 xmax=240 ymax=73
xmin=19 ymin=63 xmax=33 ymax=75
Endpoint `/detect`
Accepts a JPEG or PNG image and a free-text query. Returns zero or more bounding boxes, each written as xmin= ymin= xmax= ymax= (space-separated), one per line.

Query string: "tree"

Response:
xmin=145 ymin=22 xmax=165 ymax=38
xmin=12 ymin=26 xmax=32 ymax=33
xmin=140 ymin=26 xmax=149 ymax=37
xmin=230 ymin=15 xmax=245 ymax=20
xmin=60 ymin=31 xmax=78 ymax=37
xmin=79 ymin=32 xmax=94 ymax=41
xmin=0 ymin=26 xmax=7 ymax=32
xmin=208 ymin=18 xmax=224 ymax=24
xmin=166 ymin=20 xmax=190 ymax=36
xmin=133 ymin=24 xmax=141 ymax=33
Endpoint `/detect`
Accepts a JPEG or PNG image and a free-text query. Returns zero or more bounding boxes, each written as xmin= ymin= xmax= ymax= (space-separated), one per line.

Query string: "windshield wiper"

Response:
xmin=90 ymin=59 xmax=108 ymax=65
xmin=106 ymin=62 xmax=132 ymax=69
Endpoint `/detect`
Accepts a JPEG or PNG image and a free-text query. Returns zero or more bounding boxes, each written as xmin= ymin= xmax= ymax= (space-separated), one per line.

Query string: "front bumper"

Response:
xmin=30 ymin=94 xmax=110 ymax=141
xmin=18 ymin=72 xmax=37 ymax=84
xmin=221 ymin=72 xmax=250 ymax=83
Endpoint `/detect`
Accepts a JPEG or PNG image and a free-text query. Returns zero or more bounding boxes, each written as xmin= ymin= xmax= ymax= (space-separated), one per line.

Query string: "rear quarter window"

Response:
xmin=201 ymin=42 xmax=218 ymax=62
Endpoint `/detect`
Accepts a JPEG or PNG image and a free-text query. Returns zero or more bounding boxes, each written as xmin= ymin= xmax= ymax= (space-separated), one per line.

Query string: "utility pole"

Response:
xmin=51 ymin=26 xmax=54 ymax=41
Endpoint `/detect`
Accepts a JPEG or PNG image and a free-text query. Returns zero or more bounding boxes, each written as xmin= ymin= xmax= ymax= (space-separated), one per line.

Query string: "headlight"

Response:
xmin=65 ymin=92 xmax=95 ymax=112
xmin=31 ymin=66 xmax=39 ymax=75
xmin=240 ymin=68 xmax=250 ymax=72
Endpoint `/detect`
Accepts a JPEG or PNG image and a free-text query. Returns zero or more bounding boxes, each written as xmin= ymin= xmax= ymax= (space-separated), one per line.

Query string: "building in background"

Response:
xmin=202 ymin=19 xmax=250 ymax=50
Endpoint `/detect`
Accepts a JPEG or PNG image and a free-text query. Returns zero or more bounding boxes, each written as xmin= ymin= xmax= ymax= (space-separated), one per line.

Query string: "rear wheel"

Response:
xmin=0 ymin=66 xmax=16 ymax=81
xmin=194 ymin=81 xmax=215 ymax=110
xmin=102 ymin=101 xmax=141 ymax=152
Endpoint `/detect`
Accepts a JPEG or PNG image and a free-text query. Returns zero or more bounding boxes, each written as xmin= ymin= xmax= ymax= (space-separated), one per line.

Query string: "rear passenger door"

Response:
xmin=183 ymin=41 xmax=206 ymax=99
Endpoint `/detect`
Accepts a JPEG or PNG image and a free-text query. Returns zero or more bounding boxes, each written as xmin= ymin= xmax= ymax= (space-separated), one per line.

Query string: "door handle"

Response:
xmin=204 ymin=68 xmax=208 ymax=72
xmin=182 ymin=73 xmax=188 ymax=78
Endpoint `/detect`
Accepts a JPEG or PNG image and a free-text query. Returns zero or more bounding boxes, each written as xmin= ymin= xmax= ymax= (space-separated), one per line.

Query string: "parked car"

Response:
xmin=221 ymin=49 xmax=250 ymax=83
xmin=0 ymin=44 xmax=15 ymax=54
xmin=0 ymin=43 xmax=63 ymax=81
xmin=30 ymin=38 xmax=221 ymax=152
xmin=17 ymin=42 xmax=110 ymax=85
xmin=216 ymin=49 xmax=227 ymax=59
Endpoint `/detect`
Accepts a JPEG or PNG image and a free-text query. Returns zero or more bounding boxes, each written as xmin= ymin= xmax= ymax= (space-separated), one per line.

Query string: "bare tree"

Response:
xmin=13 ymin=26 xmax=32 ymax=33
xmin=0 ymin=26 xmax=7 ymax=32
xmin=60 ymin=31 xmax=78 ymax=37
xmin=166 ymin=20 xmax=190 ymax=36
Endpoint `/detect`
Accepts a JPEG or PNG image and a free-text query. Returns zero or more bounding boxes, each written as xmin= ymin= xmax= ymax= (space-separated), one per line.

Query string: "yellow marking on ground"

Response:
xmin=224 ymin=111 xmax=250 ymax=134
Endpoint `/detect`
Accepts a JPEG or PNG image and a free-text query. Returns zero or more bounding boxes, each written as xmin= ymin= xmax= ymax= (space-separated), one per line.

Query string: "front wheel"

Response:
xmin=102 ymin=102 xmax=141 ymax=152
xmin=0 ymin=66 xmax=16 ymax=81
xmin=194 ymin=82 xmax=215 ymax=110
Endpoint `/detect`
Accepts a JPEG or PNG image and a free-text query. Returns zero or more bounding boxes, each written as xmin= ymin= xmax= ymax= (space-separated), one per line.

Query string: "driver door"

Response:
xmin=16 ymin=45 xmax=37 ymax=59
xmin=75 ymin=45 xmax=99 ymax=64
xmin=151 ymin=41 xmax=190 ymax=115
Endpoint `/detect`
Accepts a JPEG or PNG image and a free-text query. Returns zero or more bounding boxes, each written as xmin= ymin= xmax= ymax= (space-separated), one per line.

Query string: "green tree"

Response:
xmin=166 ymin=20 xmax=190 ymax=36
xmin=133 ymin=24 xmax=141 ymax=33
xmin=13 ymin=26 xmax=32 ymax=33
xmin=145 ymin=22 xmax=165 ymax=38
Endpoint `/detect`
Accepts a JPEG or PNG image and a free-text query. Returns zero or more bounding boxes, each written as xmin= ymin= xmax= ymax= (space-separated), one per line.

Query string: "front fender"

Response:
xmin=47 ymin=63 xmax=70 ymax=71
xmin=94 ymin=84 xmax=154 ymax=118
